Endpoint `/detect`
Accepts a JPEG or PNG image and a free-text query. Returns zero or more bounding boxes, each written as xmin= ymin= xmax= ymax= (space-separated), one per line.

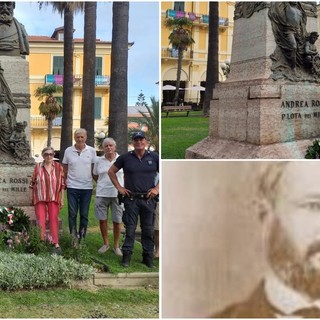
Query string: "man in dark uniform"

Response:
xmin=214 ymin=162 xmax=320 ymax=318
xmin=108 ymin=131 xmax=159 ymax=268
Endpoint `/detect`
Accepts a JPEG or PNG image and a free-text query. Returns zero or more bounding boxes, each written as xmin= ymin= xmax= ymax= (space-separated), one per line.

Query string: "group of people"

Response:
xmin=29 ymin=128 xmax=159 ymax=268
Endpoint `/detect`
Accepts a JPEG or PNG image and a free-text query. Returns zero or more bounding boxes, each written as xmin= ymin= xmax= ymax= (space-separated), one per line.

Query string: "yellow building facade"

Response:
xmin=161 ymin=1 xmax=235 ymax=107
xmin=26 ymin=28 xmax=112 ymax=156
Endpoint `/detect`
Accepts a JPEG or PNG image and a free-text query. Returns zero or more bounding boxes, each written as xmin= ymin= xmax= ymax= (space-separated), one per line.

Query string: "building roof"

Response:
xmin=28 ymin=27 xmax=134 ymax=47
xmin=28 ymin=35 xmax=111 ymax=44
xmin=128 ymin=105 xmax=149 ymax=117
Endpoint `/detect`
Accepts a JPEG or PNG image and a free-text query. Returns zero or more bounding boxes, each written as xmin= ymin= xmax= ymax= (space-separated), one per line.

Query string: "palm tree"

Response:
xmin=129 ymin=95 xmax=159 ymax=152
xmin=165 ymin=17 xmax=194 ymax=105
xmin=108 ymin=2 xmax=129 ymax=155
xmin=203 ymin=2 xmax=219 ymax=117
xmin=40 ymin=2 xmax=84 ymax=160
xmin=80 ymin=2 xmax=97 ymax=148
xmin=34 ymin=84 xmax=63 ymax=147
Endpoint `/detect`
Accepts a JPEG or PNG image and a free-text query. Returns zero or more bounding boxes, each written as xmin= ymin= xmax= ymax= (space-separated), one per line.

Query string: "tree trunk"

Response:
xmin=47 ymin=118 xmax=53 ymax=147
xmin=80 ymin=2 xmax=97 ymax=148
xmin=203 ymin=2 xmax=219 ymax=117
xmin=59 ymin=6 xmax=74 ymax=161
xmin=173 ymin=49 xmax=183 ymax=105
xmin=109 ymin=2 xmax=129 ymax=155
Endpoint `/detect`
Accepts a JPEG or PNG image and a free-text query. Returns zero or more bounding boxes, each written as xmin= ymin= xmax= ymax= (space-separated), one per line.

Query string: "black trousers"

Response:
xmin=122 ymin=197 xmax=156 ymax=256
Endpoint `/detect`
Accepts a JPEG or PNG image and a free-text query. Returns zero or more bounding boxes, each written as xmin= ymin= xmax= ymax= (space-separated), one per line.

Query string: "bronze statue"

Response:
xmin=234 ymin=2 xmax=269 ymax=20
xmin=0 ymin=91 xmax=13 ymax=153
xmin=0 ymin=2 xmax=29 ymax=56
xmin=304 ymin=32 xmax=319 ymax=68
xmin=268 ymin=2 xmax=308 ymax=75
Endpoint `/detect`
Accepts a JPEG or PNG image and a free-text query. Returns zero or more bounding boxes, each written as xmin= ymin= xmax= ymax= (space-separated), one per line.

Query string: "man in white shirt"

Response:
xmin=214 ymin=162 xmax=320 ymax=318
xmin=93 ymin=138 xmax=124 ymax=256
xmin=62 ymin=128 xmax=96 ymax=245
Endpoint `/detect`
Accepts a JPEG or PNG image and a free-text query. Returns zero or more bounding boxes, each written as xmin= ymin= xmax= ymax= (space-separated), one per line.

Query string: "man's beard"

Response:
xmin=268 ymin=220 xmax=320 ymax=298
xmin=0 ymin=12 xmax=13 ymax=24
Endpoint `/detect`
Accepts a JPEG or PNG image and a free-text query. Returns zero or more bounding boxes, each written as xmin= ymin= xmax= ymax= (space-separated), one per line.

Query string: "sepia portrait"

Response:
xmin=162 ymin=161 xmax=320 ymax=318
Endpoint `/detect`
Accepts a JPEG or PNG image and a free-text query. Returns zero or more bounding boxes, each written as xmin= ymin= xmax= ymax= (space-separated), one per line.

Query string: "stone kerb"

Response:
xmin=72 ymin=272 xmax=159 ymax=289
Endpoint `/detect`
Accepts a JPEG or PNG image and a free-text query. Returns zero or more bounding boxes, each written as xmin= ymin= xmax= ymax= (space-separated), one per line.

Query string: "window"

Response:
xmin=53 ymin=56 xmax=64 ymax=75
xmin=94 ymin=97 xmax=102 ymax=119
xmin=174 ymin=2 xmax=184 ymax=11
xmin=96 ymin=57 xmax=102 ymax=76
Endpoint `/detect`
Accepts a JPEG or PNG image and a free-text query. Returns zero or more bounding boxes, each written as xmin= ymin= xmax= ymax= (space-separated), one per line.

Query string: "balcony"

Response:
xmin=161 ymin=47 xmax=193 ymax=60
xmin=30 ymin=116 xmax=62 ymax=129
xmin=45 ymin=74 xmax=110 ymax=87
xmin=165 ymin=9 xmax=229 ymax=28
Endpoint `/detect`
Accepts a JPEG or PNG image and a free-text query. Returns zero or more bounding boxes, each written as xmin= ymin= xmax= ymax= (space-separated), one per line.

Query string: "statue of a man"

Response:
xmin=269 ymin=2 xmax=307 ymax=73
xmin=0 ymin=2 xmax=29 ymax=56
xmin=0 ymin=91 xmax=15 ymax=153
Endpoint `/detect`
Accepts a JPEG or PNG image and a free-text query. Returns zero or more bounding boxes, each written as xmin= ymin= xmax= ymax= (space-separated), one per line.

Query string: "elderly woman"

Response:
xmin=29 ymin=147 xmax=65 ymax=253
xmin=93 ymin=137 xmax=124 ymax=256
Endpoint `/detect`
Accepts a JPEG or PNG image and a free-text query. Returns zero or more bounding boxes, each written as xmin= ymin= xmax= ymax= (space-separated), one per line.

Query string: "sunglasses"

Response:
xmin=43 ymin=153 xmax=54 ymax=157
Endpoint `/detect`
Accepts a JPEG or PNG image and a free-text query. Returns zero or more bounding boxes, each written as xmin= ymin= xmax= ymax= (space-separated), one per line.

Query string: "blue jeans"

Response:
xmin=67 ymin=188 xmax=93 ymax=239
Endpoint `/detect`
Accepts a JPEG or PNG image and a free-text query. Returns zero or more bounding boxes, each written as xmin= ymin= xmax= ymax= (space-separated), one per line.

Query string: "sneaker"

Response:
xmin=98 ymin=244 xmax=110 ymax=253
xmin=113 ymin=247 xmax=123 ymax=256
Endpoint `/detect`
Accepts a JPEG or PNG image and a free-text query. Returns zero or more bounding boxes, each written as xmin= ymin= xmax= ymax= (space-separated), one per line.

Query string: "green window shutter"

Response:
xmin=174 ymin=2 xmax=184 ymax=11
xmin=53 ymin=56 xmax=64 ymax=75
xmin=95 ymin=57 xmax=103 ymax=76
xmin=94 ymin=97 xmax=102 ymax=119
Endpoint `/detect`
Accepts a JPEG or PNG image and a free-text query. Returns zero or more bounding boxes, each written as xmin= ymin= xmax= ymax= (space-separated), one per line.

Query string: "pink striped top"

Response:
xmin=30 ymin=161 xmax=65 ymax=205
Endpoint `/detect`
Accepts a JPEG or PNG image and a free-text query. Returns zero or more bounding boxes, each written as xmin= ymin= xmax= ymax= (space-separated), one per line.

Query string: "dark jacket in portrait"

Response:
xmin=212 ymin=282 xmax=281 ymax=318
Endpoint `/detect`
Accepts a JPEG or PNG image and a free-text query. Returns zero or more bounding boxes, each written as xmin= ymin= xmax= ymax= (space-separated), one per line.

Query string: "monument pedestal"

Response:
xmin=186 ymin=79 xmax=320 ymax=159
xmin=186 ymin=3 xmax=320 ymax=159
xmin=0 ymin=163 xmax=33 ymax=207
xmin=186 ymin=137 xmax=315 ymax=159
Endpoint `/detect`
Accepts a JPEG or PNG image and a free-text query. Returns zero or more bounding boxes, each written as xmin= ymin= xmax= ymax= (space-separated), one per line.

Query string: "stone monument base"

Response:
xmin=185 ymin=137 xmax=315 ymax=159
xmin=0 ymin=162 xmax=34 ymax=207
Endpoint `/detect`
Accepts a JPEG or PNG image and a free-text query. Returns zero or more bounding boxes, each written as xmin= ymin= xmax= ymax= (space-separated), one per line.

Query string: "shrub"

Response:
xmin=0 ymin=207 xmax=30 ymax=232
xmin=305 ymin=139 xmax=320 ymax=159
xmin=0 ymin=251 xmax=94 ymax=290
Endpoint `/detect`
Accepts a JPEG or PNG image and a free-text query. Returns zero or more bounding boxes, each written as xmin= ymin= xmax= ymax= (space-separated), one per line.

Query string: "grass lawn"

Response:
xmin=0 ymin=196 xmax=159 ymax=318
xmin=161 ymin=111 xmax=209 ymax=159
xmin=58 ymin=196 xmax=159 ymax=274
xmin=0 ymin=287 xmax=159 ymax=318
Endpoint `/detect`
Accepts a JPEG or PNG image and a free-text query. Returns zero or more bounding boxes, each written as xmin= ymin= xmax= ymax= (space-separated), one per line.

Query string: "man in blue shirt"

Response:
xmin=108 ymin=131 xmax=159 ymax=268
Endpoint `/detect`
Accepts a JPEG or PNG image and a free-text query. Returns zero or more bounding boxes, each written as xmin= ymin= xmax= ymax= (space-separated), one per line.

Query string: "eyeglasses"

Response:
xmin=43 ymin=153 xmax=54 ymax=157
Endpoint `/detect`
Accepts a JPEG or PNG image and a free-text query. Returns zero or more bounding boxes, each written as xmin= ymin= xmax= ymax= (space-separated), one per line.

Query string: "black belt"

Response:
xmin=129 ymin=192 xmax=148 ymax=200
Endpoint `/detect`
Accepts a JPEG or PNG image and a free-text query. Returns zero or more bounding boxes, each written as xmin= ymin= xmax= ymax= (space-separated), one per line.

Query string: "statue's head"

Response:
xmin=0 ymin=2 xmax=15 ymax=24
xmin=310 ymin=32 xmax=319 ymax=44
xmin=0 ymin=92 xmax=6 ymax=102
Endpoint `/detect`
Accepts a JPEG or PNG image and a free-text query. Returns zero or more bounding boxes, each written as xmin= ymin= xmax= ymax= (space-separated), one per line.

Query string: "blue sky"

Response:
xmin=14 ymin=1 xmax=160 ymax=106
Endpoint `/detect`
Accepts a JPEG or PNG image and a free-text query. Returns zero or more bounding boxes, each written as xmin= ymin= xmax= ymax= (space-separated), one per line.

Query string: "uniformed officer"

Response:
xmin=108 ymin=131 xmax=159 ymax=268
